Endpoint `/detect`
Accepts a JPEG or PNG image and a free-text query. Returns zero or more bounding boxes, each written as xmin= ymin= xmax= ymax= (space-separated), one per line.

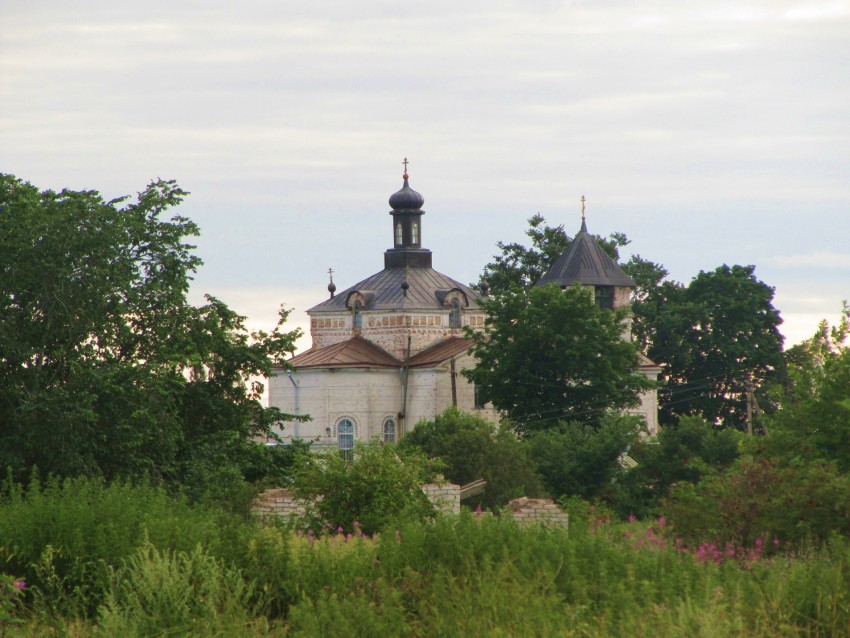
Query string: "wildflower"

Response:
xmin=12 ymin=579 xmax=25 ymax=591
xmin=628 ymin=513 xmax=636 ymax=523
xmin=773 ymin=535 xmax=780 ymax=548
xmin=353 ymin=521 xmax=360 ymax=528
xmin=657 ymin=516 xmax=666 ymax=528
xmin=337 ymin=526 xmax=344 ymax=534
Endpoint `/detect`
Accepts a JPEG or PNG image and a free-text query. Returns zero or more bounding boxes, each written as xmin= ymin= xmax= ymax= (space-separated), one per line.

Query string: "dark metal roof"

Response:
xmin=289 ymin=336 xmax=400 ymax=369
xmin=536 ymin=220 xmax=635 ymax=288
xmin=308 ymin=267 xmax=481 ymax=313
xmin=407 ymin=337 xmax=472 ymax=368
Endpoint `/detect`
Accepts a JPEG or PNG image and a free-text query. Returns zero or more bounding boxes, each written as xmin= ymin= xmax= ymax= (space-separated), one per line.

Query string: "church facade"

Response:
xmin=268 ymin=168 xmax=497 ymax=452
xmin=268 ymin=168 xmax=659 ymax=452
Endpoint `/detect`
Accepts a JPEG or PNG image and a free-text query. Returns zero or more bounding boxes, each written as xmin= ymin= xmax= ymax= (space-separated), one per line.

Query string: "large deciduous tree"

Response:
xmin=646 ymin=265 xmax=785 ymax=429
xmin=0 ymin=174 xmax=301 ymax=494
xmin=464 ymin=284 xmax=654 ymax=433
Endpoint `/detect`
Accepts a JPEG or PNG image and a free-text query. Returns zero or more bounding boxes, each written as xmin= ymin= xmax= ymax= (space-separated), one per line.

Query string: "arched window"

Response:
xmin=353 ymin=300 xmax=362 ymax=330
xmin=383 ymin=417 xmax=396 ymax=444
xmin=449 ymin=298 xmax=461 ymax=328
xmin=336 ymin=418 xmax=355 ymax=459
xmin=411 ymin=222 xmax=419 ymax=245
xmin=395 ymin=223 xmax=403 ymax=246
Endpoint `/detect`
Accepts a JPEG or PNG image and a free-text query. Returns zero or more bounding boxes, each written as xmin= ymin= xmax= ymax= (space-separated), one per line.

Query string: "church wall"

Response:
xmin=268 ymin=367 xmax=401 ymax=444
xmin=310 ymin=310 xmax=486 ymax=359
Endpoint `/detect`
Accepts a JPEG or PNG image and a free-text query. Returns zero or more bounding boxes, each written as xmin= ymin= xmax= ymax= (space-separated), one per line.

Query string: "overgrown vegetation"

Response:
xmin=4 ymin=477 xmax=850 ymax=636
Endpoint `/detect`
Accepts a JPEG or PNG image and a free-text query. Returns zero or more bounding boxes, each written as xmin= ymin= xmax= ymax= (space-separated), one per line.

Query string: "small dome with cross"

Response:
xmin=388 ymin=158 xmax=425 ymax=211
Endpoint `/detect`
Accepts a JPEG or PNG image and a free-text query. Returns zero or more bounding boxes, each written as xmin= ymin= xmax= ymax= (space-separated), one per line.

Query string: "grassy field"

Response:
xmin=2 ymin=478 xmax=850 ymax=637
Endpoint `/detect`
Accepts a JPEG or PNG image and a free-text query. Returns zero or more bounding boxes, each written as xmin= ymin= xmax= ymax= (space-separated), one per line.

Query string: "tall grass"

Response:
xmin=0 ymin=475 xmax=245 ymax=617
xmin=3 ymin=476 xmax=850 ymax=636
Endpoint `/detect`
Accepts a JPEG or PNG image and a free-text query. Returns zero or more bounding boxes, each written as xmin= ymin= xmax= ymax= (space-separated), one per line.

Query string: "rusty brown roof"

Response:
xmin=407 ymin=337 xmax=473 ymax=367
xmin=289 ymin=336 xmax=401 ymax=369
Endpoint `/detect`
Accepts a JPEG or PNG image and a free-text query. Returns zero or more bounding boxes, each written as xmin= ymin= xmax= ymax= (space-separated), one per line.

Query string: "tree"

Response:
xmin=477 ymin=214 xmax=631 ymax=292
xmin=400 ymin=407 xmax=545 ymax=508
xmin=464 ymin=284 xmax=654 ymax=433
xmin=0 ymin=174 xmax=301 ymax=496
xmin=646 ymin=265 xmax=785 ymax=429
xmin=755 ymin=303 xmax=850 ymax=468
xmin=524 ymin=414 xmax=643 ymax=501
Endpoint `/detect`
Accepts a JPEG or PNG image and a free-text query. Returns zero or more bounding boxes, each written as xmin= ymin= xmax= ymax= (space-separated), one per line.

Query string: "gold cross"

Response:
xmin=581 ymin=195 xmax=586 ymax=220
xmin=402 ymin=157 xmax=409 ymax=174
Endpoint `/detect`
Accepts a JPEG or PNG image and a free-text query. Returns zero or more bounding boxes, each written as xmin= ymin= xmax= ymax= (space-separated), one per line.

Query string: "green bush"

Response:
xmin=401 ymin=407 xmax=545 ymax=508
xmin=291 ymin=442 xmax=436 ymax=535
xmin=525 ymin=413 xmax=643 ymax=501
xmin=663 ymin=456 xmax=850 ymax=546
xmin=615 ymin=416 xmax=741 ymax=518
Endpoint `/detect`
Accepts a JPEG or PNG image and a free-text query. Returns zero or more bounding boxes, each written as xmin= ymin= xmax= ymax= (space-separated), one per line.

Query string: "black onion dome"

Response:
xmin=388 ymin=176 xmax=425 ymax=211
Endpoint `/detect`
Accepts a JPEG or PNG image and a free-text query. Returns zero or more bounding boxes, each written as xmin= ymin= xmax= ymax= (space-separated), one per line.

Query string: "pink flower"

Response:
xmin=353 ymin=521 xmax=360 ymax=528
xmin=628 ymin=513 xmax=636 ymax=523
xmin=337 ymin=526 xmax=344 ymax=534
xmin=773 ymin=536 xmax=780 ymax=548
xmin=12 ymin=579 xmax=25 ymax=591
xmin=657 ymin=516 xmax=666 ymax=528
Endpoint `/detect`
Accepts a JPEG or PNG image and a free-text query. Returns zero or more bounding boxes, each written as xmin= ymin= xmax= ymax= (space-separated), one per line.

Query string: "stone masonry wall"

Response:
xmin=253 ymin=482 xmax=461 ymax=520
xmin=507 ymin=497 xmax=570 ymax=528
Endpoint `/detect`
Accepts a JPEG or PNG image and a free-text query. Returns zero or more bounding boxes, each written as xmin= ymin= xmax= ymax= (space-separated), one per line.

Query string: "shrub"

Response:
xmin=525 ymin=413 xmax=643 ymax=501
xmin=615 ymin=415 xmax=741 ymax=518
xmin=401 ymin=407 xmax=545 ymax=508
xmin=291 ymin=441 xmax=436 ymax=535
xmin=663 ymin=456 xmax=850 ymax=547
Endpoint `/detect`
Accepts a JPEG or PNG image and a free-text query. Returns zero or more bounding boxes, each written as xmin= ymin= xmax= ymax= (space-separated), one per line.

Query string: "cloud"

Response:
xmin=774 ymin=252 xmax=850 ymax=269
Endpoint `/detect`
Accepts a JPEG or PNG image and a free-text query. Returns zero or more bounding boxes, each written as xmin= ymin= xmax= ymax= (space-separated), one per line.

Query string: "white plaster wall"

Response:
xmin=269 ymin=368 xmax=401 ymax=444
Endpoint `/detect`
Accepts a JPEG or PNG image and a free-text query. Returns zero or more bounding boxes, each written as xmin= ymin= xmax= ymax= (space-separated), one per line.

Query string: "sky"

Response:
xmin=2 ymin=0 xmax=848 ymax=354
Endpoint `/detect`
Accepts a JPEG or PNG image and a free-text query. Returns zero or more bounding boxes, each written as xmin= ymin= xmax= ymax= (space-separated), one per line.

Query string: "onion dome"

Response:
xmin=388 ymin=172 xmax=425 ymax=211
xmin=327 ymin=268 xmax=337 ymax=298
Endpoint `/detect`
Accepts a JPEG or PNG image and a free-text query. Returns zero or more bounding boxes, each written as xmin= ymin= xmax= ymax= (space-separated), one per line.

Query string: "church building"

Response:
xmin=268 ymin=166 xmax=659 ymax=452
xmin=268 ymin=165 xmax=496 ymax=453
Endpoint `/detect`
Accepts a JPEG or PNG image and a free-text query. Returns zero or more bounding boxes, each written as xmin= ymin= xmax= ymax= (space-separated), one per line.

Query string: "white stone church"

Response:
xmin=268 ymin=167 xmax=659 ymax=453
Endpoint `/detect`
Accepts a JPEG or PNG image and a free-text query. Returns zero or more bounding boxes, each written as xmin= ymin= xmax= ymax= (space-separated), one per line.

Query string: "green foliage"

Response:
xmin=758 ymin=304 xmax=850 ymax=468
xmin=99 ymin=544 xmax=260 ymax=638
xmin=524 ymin=414 xmax=643 ymax=500
xmin=0 ymin=475 xmax=243 ymax=617
xmin=616 ymin=416 xmax=741 ymax=517
xmin=6 ymin=485 xmax=850 ymax=636
xmin=477 ymin=213 xmax=632 ymax=292
xmin=400 ymin=408 xmax=545 ymax=508
xmin=645 ymin=265 xmax=785 ymax=429
xmin=291 ymin=442 xmax=436 ymax=535
xmin=0 ymin=174 xmax=303 ymax=495
xmin=663 ymin=457 xmax=850 ymax=547
xmin=465 ymin=284 xmax=654 ymax=432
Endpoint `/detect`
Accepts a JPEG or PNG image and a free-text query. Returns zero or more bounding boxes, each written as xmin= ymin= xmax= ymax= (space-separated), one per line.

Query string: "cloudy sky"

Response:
xmin=2 ymin=0 xmax=848 ymax=352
